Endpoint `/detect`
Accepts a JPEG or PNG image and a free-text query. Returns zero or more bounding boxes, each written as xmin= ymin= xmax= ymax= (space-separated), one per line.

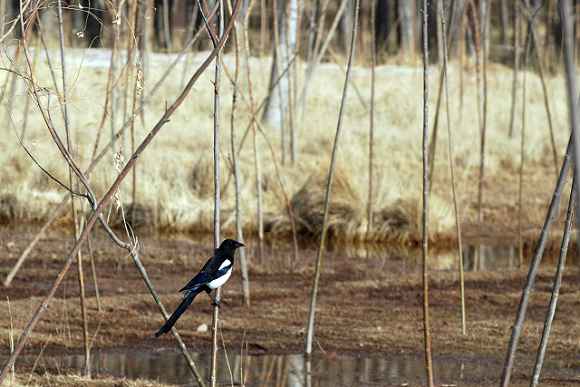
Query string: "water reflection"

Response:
xmin=461 ymin=244 xmax=518 ymax=271
xmin=153 ymin=230 xmax=523 ymax=272
xmin=325 ymin=241 xmax=520 ymax=271
xmin=25 ymin=351 xmax=482 ymax=385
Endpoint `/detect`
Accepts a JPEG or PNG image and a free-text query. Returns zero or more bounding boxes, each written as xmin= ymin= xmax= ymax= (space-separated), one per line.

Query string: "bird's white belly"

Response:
xmin=208 ymin=269 xmax=232 ymax=289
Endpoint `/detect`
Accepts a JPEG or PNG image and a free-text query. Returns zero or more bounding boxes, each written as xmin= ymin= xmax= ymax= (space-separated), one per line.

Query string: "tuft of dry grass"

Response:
xmin=0 ymin=193 xmax=18 ymax=223
xmin=6 ymin=371 xmax=174 ymax=386
xmin=0 ymin=49 xmax=569 ymax=243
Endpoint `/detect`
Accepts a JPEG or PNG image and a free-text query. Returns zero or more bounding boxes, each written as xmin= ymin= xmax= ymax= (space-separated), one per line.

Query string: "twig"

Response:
xmin=210 ymin=0 xmax=225 ymax=385
xmin=530 ymin=177 xmax=576 ymax=386
xmin=305 ymin=0 xmax=360 ymax=357
xmin=427 ymin=1 xmax=465 ymax=190
xmin=367 ymin=0 xmax=376 ymax=243
xmin=227 ymin=0 xmax=250 ymax=306
xmin=561 ymin=0 xmax=580 ymax=280
xmin=421 ymin=0 xmax=434 ymax=385
xmin=521 ymin=0 xmax=559 ymax=179
xmin=440 ymin=4 xmax=466 ymax=336
xmin=240 ymin=0 xmax=264 ymax=261
xmin=56 ymin=1 xmax=91 ymax=378
xmin=508 ymin=0 xmax=520 ymax=139
xmin=271 ymin=0 xmax=287 ymax=165
xmin=500 ymin=135 xmax=574 ymax=386
xmin=518 ymin=21 xmax=534 ymax=268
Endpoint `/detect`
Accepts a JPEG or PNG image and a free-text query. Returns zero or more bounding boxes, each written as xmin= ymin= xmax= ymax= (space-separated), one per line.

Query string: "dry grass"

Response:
xmin=4 ymin=371 xmax=173 ymax=386
xmin=0 ymin=49 xmax=570 ymax=243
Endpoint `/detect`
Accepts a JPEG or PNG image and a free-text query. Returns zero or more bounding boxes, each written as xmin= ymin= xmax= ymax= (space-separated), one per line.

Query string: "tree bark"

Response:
xmin=398 ymin=0 xmax=414 ymax=55
xmin=376 ymin=0 xmax=395 ymax=53
xmin=338 ymin=0 xmax=354 ymax=53
xmin=262 ymin=0 xmax=291 ymax=133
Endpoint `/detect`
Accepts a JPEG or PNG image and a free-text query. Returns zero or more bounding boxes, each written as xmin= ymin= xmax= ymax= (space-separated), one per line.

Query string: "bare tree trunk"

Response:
xmin=230 ymin=0 xmax=250 ymax=306
xmin=440 ymin=4 xmax=466 ymax=336
xmin=562 ymin=0 xmax=580 ymax=276
xmin=142 ymin=0 xmax=155 ymax=67
xmin=530 ymin=177 xmax=576 ymax=387
xmin=262 ymin=0 xmax=289 ymax=134
xmin=509 ymin=0 xmax=520 ymax=139
xmin=305 ymin=0 xmax=360 ymax=358
xmin=376 ymin=0 xmax=394 ymax=53
xmin=545 ymin=0 xmax=555 ymax=70
xmin=260 ymin=0 xmax=268 ymax=56
xmin=435 ymin=0 xmax=444 ymax=68
xmin=287 ymin=0 xmax=300 ymax=167
xmin=421 ymin=0 xmax=434 ymax=384
xmin=57 ymin=1 xmax=91 ymax=379
xmin=398 ymin=0 xmax=414 ymax=55
xmin=40 ymin=4 xmax=58 ymax=46
xmin=162 ymin=0 xmax=173 ymax=50
xmin=518 ymin=22 xmax=534 ymax=268
xmin=500 ymin=136 xmax=574 ymax=387
xmin=210 ymin=2 xmax=225 ymax=385
xmin=338 ymin=0 xmax=354 ymax=53
xmin=368 ymin=0 xmax=376 ymax=242
xmin=500 ymin=0 xmax=509 ymax=45
xmin=1 ymin=0 xmax=13 ymax=23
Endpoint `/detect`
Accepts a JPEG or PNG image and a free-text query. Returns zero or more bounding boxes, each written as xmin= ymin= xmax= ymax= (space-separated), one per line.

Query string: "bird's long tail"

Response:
xmin=155 ymin=290 xmax=200 ymax=337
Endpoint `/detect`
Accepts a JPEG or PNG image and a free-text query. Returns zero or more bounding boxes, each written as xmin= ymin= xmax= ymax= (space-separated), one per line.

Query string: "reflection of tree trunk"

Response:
xmin=338 ymin=0 xmax=354 ymax=53
xmin=398 ymin=0 xmax=414 ymax=54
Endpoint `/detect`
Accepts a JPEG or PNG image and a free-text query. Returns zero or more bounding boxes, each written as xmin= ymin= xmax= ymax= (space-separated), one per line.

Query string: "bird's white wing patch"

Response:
xmin=208 ymin=268 xmax=232 ymax=289
xmin=218 ymin=259 xmax=232 ymax=270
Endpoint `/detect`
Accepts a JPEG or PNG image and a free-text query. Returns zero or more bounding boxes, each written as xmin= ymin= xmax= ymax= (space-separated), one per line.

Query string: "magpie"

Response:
xmin=155 ymin=238 xmax=244 ymax=337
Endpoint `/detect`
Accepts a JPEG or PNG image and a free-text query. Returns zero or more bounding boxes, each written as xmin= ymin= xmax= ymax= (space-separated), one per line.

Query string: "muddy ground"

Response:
xmin=1 ymin=223 xmax=580 ymax=386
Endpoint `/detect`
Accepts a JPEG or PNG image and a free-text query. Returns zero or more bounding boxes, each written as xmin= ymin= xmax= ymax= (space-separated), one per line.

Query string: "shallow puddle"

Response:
xmin=20 ymin=350 xmax=482 ymax=385
xmin=24 ymin=350 xmax=580 ymax=386
xmin=19 ymin=350 xmax=580 ymax=385
xmin=324 ymin=241 xmax=522 ymax=271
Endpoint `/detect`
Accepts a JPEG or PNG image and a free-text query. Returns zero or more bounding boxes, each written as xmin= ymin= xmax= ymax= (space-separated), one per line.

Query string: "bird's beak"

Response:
xmin=236 ymin=242 xmax=245 ymax=248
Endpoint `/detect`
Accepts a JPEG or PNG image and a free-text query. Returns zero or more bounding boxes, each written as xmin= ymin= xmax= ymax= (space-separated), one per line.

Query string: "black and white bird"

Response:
xmin=155 ymin=238 xmax=244 ymax=337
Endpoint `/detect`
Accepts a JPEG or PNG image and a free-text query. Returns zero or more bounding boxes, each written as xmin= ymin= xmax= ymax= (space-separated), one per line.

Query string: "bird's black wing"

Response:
xmin=179 ymin=251 xmax=228 ymax=292
xmin=154 ymin=288 xmax=201 ymax=337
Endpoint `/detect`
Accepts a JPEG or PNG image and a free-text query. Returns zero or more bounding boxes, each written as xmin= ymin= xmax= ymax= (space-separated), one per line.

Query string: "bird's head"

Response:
xmin=219 ymin=239 xmax=245 ymax=252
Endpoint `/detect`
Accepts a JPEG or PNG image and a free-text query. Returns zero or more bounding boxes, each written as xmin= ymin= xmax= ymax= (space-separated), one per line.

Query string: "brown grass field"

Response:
xmin=0 ymin=48 xmax=572 ymax=243
xmin=0 ymin=46 xmax=578 ymax=386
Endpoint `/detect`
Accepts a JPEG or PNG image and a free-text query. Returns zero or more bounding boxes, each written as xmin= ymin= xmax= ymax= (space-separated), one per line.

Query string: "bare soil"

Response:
xmin=1 ymin=223 xmax=580 ymax=386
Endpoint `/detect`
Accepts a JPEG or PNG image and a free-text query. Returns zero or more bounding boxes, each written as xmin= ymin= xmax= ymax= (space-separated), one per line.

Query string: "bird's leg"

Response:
xmin=206 ymin=290 xmax=221 ymax=308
